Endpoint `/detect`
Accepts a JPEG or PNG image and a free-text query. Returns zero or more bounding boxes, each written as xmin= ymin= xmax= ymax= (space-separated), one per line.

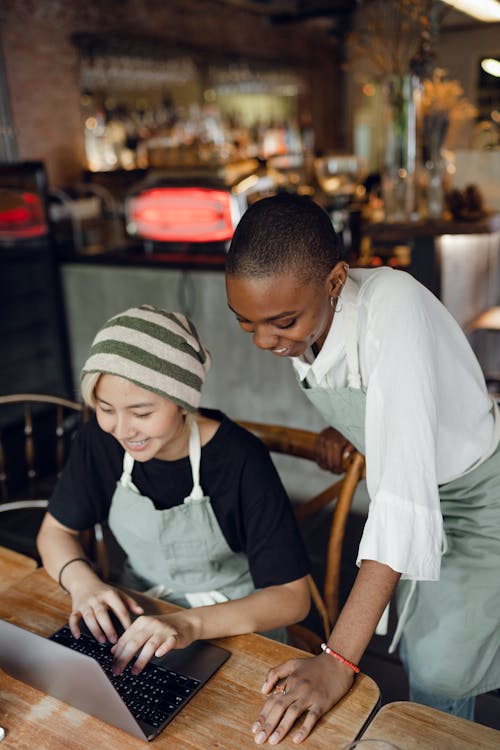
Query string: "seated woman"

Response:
xmin=37 ymin=305 xmax=310 ymax=676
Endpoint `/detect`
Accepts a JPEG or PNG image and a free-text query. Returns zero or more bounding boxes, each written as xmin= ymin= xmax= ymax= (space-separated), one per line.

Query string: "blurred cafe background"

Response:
xmin=0 ymin=0 xmax=500 ymax=727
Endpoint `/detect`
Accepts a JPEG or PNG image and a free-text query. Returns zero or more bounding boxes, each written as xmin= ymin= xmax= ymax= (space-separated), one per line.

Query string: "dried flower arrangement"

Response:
xmin=422 ymin=68 xmax=477 ymax=119
xmin=347 ymin=0 xmax=443 ymax=80
xmin=421 ymin=68 xmax=477 ymax=160
xmin=347 ymin=0 xmax=477 ymax=221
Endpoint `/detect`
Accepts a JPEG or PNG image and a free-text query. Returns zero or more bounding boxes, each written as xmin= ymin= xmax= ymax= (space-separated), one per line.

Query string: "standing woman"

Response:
xmin=225 ymin=194 xmax=500 ymax=745
xmin=37 ymin=305 xmax=310 ymax=676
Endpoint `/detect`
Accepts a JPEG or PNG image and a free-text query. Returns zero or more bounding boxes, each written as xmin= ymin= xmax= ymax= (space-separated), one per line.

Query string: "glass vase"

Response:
xmin=422 ymin=112 xmax=449 ymax=219
xmin=425 ymin=154 xmax=445 ymax=219
xmin=381 ymin=74 xmax=421 ymax=222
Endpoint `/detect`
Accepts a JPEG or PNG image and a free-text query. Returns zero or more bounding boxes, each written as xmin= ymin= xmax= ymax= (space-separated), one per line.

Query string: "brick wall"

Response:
xmin=1 ymin=0 xmax=342 ymax=188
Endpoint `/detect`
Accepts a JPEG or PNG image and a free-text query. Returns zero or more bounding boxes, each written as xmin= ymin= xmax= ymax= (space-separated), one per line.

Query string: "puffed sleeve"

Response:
xmin=357 ymin=272 xmax=444 ymax=580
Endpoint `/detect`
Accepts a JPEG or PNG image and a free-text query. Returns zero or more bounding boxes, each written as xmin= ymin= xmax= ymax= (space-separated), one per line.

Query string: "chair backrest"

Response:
xmin=0 ymin=394 xmax=107 ymax=574
xmin=0 ymin=393 xmax=88 ymax=501
xmin=237 ymin=420 xmax=365 ymax=649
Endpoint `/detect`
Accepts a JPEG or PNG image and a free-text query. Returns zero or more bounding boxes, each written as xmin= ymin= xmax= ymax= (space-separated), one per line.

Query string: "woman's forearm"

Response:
xmin=246 ymin=561 xmax=401 ymax=747
xmin=176 ymin=577 xmax=310 ymax=641
xmin=36 ymin=513 xmax=101 ymax=592
xmin=326 ymin=559 xmax=401 ymax=665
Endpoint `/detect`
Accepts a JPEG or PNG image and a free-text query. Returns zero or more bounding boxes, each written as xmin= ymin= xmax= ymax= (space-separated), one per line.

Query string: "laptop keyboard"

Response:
xmin=50 ymin=625 xmax=200 ymax=728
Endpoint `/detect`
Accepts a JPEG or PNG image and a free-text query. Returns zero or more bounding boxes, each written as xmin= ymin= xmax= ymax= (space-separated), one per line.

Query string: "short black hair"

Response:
xmin=226 ymin=193 xmax=340 ymax=283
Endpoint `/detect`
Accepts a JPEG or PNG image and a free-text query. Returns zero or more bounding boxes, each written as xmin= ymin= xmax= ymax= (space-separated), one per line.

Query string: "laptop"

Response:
xmin=0 ymin=617 xmax=230 ymax=741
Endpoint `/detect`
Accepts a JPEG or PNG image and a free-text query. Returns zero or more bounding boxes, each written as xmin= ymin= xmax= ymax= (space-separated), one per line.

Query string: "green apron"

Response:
xmin=108 ymin=419 xmax=286 ymax=641
xmin=297 ymin=279 xmax=500 ymax=698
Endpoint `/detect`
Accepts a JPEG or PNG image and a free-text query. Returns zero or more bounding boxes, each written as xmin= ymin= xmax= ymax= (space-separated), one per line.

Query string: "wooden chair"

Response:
xmin=237 ymin=420 xmax=366 ymax=653
xmin=0 ymin=393 xmax=108 ymax=576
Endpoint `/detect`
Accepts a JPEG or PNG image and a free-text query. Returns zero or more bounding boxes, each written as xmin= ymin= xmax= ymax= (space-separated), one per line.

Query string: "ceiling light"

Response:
xmin=440 ymin=0 xmax=500 ymax=22
xmin=481 ymin=57 xmax=500 ymax=76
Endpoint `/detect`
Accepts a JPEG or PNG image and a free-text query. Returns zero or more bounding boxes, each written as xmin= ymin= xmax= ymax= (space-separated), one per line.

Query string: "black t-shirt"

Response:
xmin=48 ymin=409 xmax=310 ymax=589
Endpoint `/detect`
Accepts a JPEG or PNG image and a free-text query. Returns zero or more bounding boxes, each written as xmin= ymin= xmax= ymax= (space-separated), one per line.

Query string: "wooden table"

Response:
xmin=361 ymin=701 xmax=500 ymax=750
xmin=0 ymin=568 xmax=380 ymax=749
xmin=0 ymin=545 xmax=37 ymax=593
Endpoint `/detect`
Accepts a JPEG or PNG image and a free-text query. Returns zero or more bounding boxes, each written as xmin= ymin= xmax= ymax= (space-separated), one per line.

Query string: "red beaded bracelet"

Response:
xmin=320 ymin=643 xmax=360 ymax=674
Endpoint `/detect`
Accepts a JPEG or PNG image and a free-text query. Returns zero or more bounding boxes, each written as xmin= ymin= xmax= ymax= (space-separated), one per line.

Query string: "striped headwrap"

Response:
xmin=81 ymin=305 xmax=211 ymax=412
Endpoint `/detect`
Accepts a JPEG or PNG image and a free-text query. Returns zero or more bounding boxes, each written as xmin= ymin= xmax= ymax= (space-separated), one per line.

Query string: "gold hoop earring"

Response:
xmin=333 ymin=296 xmax=343 ymax=313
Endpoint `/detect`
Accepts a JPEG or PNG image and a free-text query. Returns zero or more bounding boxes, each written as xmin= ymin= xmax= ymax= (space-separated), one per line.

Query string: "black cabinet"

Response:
xmin=0 ymin=162 xmax=73 ymax=399
xmin=0 ymin=244 xmax=72 ymax=396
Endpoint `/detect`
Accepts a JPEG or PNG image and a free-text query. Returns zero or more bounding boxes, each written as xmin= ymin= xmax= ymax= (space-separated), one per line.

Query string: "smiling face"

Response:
xmin=226 ymin=268 xmax=342 ymax=358
xmin=94 ymin=374 xmax=188 ymax=461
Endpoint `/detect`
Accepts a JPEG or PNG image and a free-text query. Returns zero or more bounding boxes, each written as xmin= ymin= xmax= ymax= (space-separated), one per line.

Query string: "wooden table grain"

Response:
xmin=0 ymin=568 xmax=380 ymax=750
xmin=361 ymin=701 xmax=500 ymax=750
xmin=0 ymin=545 xmax=37 ymax=593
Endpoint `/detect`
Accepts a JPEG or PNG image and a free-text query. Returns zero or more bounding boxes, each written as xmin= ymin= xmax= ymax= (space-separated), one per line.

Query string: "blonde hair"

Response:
xmin=80 ymin=371 xmax=101 ymax=408
xmin=80 ymin=371 xmax=193 ymax=423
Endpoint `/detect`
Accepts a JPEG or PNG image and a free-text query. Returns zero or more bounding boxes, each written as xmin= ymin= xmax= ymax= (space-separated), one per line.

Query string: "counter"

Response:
xmin=364 ymin=214 xmax=500 ymax=324
xmin=364 ymin=214 xmax=500 ymax=375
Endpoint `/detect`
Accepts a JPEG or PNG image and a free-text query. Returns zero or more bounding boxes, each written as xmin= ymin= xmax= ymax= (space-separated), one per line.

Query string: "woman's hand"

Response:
xmin=316 ymin=427 xmax=355 ymax=474
xmin=110 ymin=612 xmax=200 ymax=676
xmin=36 ymin=513 xmax=144 ymax=644
xmin=69 ymin=578 xmax=144 ymax=644
xmin=251 ymin=653 xmax=355 ymax=745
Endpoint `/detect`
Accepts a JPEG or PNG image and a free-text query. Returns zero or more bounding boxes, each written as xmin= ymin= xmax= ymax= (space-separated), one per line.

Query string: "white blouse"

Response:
xmin=293 ymin=267 xmax=494 ymax=581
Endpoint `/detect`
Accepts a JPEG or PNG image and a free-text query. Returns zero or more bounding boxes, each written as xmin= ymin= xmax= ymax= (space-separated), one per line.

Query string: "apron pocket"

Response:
xmin=166 ymin=539 xmax=224 ymax=587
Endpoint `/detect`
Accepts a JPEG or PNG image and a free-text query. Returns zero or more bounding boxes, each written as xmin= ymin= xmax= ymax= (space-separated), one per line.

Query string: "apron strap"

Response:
xmin=343 ymin=277 xmax=362 ymax=390
xmin=117 ymin=419 xmax=205 ymax=500
xmin=388 ymin=579 xmax=417 ymax=653
xmin=184 ymin=590 xmax=229 ymax=607
xmin=119 ymin=451 xmax=141 ymax=493
xmin=185 ymin=418 xmax=205 ymax=502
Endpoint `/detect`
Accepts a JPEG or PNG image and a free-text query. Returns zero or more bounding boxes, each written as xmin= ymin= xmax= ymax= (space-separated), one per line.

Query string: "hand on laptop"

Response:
xmin=110 ymin=612 xmax=199 ymax=676
xmin=69 ymin=579 xmax=144 ymax=645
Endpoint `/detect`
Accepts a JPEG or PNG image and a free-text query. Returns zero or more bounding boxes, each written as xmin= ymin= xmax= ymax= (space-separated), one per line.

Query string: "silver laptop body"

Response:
xmin=0 ymin=618 xmax=230 ymax=741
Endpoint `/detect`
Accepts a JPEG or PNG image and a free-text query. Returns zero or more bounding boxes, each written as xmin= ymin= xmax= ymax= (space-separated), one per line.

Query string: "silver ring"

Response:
xmin=273 ymin=684 xmax=287 ymax=696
